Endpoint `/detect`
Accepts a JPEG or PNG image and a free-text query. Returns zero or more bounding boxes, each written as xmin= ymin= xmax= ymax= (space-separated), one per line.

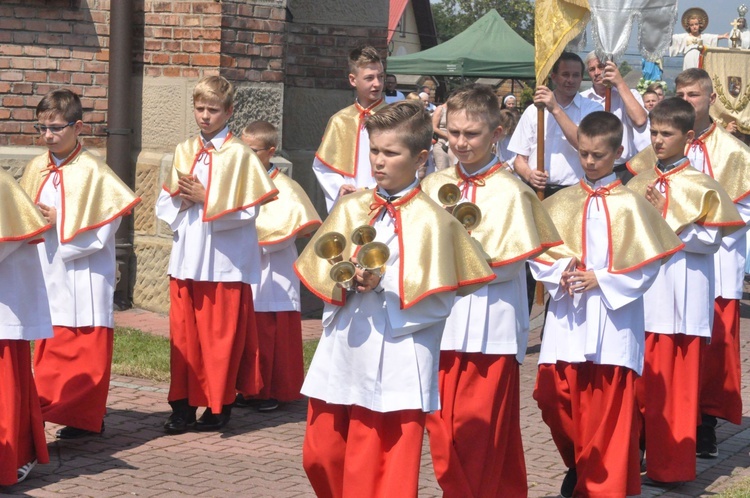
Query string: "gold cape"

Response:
xmin=19 ymin=144 xmax=141 ymax=244
xmin=314 ymin=99 xmax=388 ymax=178
xmin=256 ymin=168 xmax=322 ymax=245
xmin=627 ymin=162 xmax=744 ymax=235
xmin=293 ymin=188 xmax=495 ymax=309
xmin=534 ymin=180 xmax=684 ymax=273
xmin=420 ymin=163 xmax=562 ymax=267
xmin=163 ymin=135 xmax=278 ymax=221
xmin=626 ymin=125 xmax=750 ymax=203
xmin=0 ymin=168 xmax=50 ymax=242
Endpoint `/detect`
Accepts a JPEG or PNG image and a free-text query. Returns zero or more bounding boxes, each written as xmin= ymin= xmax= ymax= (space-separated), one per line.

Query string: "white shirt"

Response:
xmin=508 ymin=93 xmax=603 ymax=186
xmin=580 ymin=87 xmax=647 ymax=163
xmin=254 ymin=238 xmax=301 ymax=312
xmin=530 ymin=174 xmax=659 ymax=374
xmin=0 ymin=240 xmax=53 ymax=340
xmin=155 ymin=128 xmax=261 ymax=285
xmin=384 ymin=91 xmax=405 ymax=103
xmin=37 ymin=154 xmax=120 ymax=329
xmin=301 ymin=183 xmax=454 ymax=413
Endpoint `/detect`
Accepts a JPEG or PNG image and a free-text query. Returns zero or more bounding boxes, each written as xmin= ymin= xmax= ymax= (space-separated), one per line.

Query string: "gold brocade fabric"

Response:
xmin=0 ymin=168 xmax=50 ymax=242
xmin=293 ymin=189 xmax=495 ymax=309
xmin=19 ymin=147 xmax=140 ymax=243
xmin=315 ymin=100 xmax=388 ymax=178
xmin=689 ymin=124 xmax=750 ymax=202
xmin=702 ymin=47 xmax=750 ymax=135
xmin=625 ymin=146 xmax=657 ymax=176
xmin=256 ymin=169 xmax=322 ymax=245
xmin=627 ymin=163 xmax=744 ymax=236
xmin=163 ymin=136 xmax=278 ymax=221
xmin=535 ymin=180 xmax=683 ymax=272
xmin=420 ymin=164 xmax=562 ymax=267
xmin=535 ymin=0 xmax=590 ymax=83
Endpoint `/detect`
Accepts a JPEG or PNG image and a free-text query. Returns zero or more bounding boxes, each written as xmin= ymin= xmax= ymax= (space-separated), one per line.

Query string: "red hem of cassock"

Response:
xmin=535 ymin=362 xmax=641 ymax=497
xmin=34 ymin=326 xmax=113 ymax=432
xmin=426 ymin=351 xmax=527 ymax=498
xmin=238 ymin=311 xmax=304 ymax=401
xmin=700 ymin=297 xmax=742 ymax=424
xmin=302 ymin=398 xmax=426 ymax=498
xmin=168 ymin=278 xmax=251 ymax=412
xmin=0 ymin=340 xmax=49 ymax=486
xmin=636 ymin=332 xmax=701 ymax=483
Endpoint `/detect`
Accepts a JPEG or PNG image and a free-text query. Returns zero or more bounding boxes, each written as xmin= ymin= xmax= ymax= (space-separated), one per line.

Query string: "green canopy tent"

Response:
xmin=386 ymin=9 xmax=535 ymax=78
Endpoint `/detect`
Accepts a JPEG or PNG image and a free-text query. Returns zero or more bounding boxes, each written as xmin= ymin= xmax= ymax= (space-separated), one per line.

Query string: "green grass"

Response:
xmin=111 ymin=327 xmax=320 ymax=382
xmin=112 ymin=327 xmax=171 ymax=382
xmin=717 ymin=477 xmax=750 ymax=497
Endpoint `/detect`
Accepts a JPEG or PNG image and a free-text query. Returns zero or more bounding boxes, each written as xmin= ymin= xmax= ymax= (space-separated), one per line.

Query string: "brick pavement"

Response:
xmin=5 ymin=289 xmax=750 ymax=497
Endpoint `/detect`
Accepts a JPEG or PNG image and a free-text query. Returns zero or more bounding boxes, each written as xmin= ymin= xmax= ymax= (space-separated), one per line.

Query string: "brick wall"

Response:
xmin=285 ymin=24 xmax=388 ymax=90
xmin=0 ymin=0 xmax=288 ymax=147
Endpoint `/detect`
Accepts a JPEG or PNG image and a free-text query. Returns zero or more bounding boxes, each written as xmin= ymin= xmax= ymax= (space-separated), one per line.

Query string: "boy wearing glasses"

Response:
xmin=19 ymin=89 xmax=140 ymax=439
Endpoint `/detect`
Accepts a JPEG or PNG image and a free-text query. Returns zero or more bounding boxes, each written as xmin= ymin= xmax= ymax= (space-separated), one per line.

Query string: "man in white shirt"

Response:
xmin=384 ymin=74 xmax=405 ymax=103
xmin=580 ymin=52 xmax=648 ymax=181
xmin=509 ymin=52 xmax=603 ymax=198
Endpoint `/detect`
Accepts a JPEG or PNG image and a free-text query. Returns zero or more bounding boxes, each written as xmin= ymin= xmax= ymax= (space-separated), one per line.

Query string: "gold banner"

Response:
xmin=703 ymin=47 xmax=750 ymax=134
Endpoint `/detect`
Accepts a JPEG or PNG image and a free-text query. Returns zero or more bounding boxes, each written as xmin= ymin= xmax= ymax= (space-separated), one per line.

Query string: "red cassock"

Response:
xmin=0 ymin=340 xmax=49 ymax=486
xmin=169 ymin=279 xmax=256 ymax=412
xmin=636 ymin=332 xmax=701 ymax=483
xmin=427 ymin=352 xmax=527 ymax=498
xmin=34 ymin=326 xmax=113 ymax=432
xmin=239 ymin=311 xmax=304 ymax=401
xmin=535 ymin=362 xmax=641 ymax=497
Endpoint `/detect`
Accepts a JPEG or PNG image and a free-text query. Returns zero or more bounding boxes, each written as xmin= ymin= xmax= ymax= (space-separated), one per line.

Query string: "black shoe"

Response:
xmin=55 ymin=422 xmax=103 ymax=440
xmin=234 ymin=393 xmax=262 ymax=408
xmin=256 ymin=398 xmax=279 ymax=412
xmin=164 ymin=399 xmax=197 ymax=434
xmin=696 ymin=417 xmax=718 ymax=458
xmin=195 ymin=405 xmax=232 ymax=431
xmin=560 ymin=467 xmax=577 ymax=498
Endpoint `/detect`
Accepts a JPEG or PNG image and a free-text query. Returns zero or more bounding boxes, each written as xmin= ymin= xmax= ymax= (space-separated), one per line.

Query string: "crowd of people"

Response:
xmin=1 ymin=34 xmax=749 ymax=498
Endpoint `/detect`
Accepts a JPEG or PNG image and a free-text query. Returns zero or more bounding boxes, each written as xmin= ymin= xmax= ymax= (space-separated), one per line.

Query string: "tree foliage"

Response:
xmin=432 ymin=0 xmax=534 ymax=43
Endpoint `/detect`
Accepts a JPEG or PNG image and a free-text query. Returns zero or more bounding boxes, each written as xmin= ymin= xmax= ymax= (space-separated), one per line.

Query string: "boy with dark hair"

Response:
xmin=313 ymin=45 xmax=386 ymax=212
xmin=20 ymin=89 xmax=140 ymax=439
xmin=420 ymin=83 xmax=562 ymax=498
xmin=297 ymin=100 xmax=495 ymax=498
xmin=531 ymin=111 xmax=683 ymax=497
xmin=627 ymin=97 xmax=744 ymax=483
xmin=156 ymin=76 xmax=278 ymax=434
xmin=235 ymin=121 xmax=321 ymax=411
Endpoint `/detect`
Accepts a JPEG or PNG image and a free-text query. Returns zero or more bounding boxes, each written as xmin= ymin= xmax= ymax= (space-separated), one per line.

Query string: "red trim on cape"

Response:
xmin=293 ymin=263 xmax=346 ymax=307
xmin=314 ymin=153 xmax=356 ymax=179
xmin=60 ymin=197 xmax=142 ymax=244
xmin=258 ymin=220 xmax=322 ymax=246
xmin=0 ymin=223 xmax=51 ymax=243
xmin=400 ymin=273 xmax=497 ymax=310
xmin=488 ymin=240 xmax=564 ymax=268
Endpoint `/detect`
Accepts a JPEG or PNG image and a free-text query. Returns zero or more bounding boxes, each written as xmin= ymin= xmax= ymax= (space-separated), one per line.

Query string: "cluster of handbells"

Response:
xmin=314 ymin=183 xmax=482 ymax=289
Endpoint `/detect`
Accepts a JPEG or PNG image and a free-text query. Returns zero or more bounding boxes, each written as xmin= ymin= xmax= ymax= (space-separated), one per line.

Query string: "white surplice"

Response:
xmin=253 ymin=239 xmax=300 ymax=312
xmin=530 ymin=175 xmax=660 ymax=374
xmin=155 ymin=128 xmax=260 ymax=286
xmin=669 ymin=33 xmax=720 ymax=70
xmin=301 ymin=183 xmax=454 ymax=413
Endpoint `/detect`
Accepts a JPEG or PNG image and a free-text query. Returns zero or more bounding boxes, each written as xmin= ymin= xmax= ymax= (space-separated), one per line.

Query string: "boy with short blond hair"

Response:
xmin=531 ymin=111 xmax=683 ymax=497
xmin=20 ymin=89 xmax=140 ymax=440
xmin=313 ymin=45 xmax=387 ymax=212
xmin=421 ymin=84 xmax=562 ymax=497
xmin=297 ymin=100 xmax=495 ymax=498
xmin=627 ymin=98 xmax=744 ymax=483
xmin=156 ymin=76 xmax=277 ymax=434
xmin=235 ymin=121 xmax=321 ymax=411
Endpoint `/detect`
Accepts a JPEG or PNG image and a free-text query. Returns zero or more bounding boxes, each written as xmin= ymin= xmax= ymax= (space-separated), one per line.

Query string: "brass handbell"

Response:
xmin=437 ymin=183 xmax=462 ymax=208
xmin=453 ymin=202 xmax=482 ymax=231
xmin=358 ymin=241 xmax=390 ymax=277
xmin=330 ymin=261 xmax=357 ymax=290
xmin=314 ymin=231 xmax=346 ymax=264
xmin=351 ymin=225 xmax=377 ymax=246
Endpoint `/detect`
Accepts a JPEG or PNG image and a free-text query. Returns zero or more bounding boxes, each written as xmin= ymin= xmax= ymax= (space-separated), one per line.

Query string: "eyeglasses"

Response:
xmin=34 ymin=122 xmax=76 ymax=134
